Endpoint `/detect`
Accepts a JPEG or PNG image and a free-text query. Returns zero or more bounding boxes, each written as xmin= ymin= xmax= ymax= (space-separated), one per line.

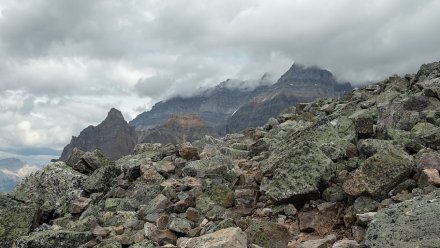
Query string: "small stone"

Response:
xmin=356 ymin=212 xmax=377 ymax=226
xmin=168 ymin=217 xmax=193 ymax=235
xmin=332 ymin=239 xmax=361 ymax=248
xmin=298 ymin=234 xmax=337 ymax=248
xmin=179 ymin=146 xmax=200 ymax=160
xmin=157 ymin=214 xmax=170 ymax=229
xmin=257 ymin=208 xmax=273 ymax=217
xmin=93 ymin=226 xmax=110 ymax=238
xmin=144 ymin=222 xmax=177 ymax=245
xmin=69 ymin=197 xmax=92 ymax=214
xmin=115 ymin=234 xmax=133 ymax=245
xmin=419 ymin=168 xmax=440 ymax=187
xmin=185 ymin=207 xmax=200 ymax=223
xmin=351 ymin=225 xmax=366 ymax=243
xmin=112 ymin=225 xmax=123 ymax=235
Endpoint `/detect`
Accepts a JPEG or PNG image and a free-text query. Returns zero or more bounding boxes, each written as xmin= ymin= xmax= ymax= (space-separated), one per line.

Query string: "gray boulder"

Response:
xmin=365 ymin=189 xmax=440 ymax=247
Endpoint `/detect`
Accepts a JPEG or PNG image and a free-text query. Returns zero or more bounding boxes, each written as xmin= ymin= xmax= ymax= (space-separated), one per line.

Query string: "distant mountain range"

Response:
xmin=60 ymin=63 xmax=352 ymax=161
xmin=0 ymin=158 xmax=39 ymax=192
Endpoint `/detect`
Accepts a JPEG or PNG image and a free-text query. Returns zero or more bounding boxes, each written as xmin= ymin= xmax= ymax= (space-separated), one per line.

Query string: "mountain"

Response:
xmin=224 ymin=63 xmax=352 ymax=132
xmin=138 ymin=113 xmax=216 ymax=144
xmin=129 ymin=77 xmax=271 ymax=130
xmin=131 ymin=63 xmax=352 ymax=134
xmin=59 ymin=108 xmax=138 ymax=161
xmin=2 ymin=61 xmax=440 ymax=247
xmin=0 ymin=170 xmax=20 ymax=192
xmin=0 ymin=158 xmax=25 ymax=171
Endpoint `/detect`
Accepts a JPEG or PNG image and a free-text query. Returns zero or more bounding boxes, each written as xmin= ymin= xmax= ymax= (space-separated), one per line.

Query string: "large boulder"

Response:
xmin=11 ymin=162 xmax=87 ymax=213
xmin=343 ymin=147 xmax=413 ymax=198
xmin=182 ymin=156 xmax=233 ymax=178
xmin=14 ymin=230 xmax=92 ymax=248
xmin=0 ymin=195 xmax=38 ymax=247
xmin=260 ymin=122 xmax=338 ymax=204
xmin=365 ymin=189 xmax=440 ymax=247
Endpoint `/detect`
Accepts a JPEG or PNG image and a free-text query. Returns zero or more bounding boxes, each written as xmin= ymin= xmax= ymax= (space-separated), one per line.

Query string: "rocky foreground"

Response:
xmin=1 ymin=61 xmax=440 ymax=247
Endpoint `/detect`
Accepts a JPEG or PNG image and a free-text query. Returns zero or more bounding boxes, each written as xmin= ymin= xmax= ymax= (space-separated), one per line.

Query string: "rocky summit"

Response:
xmin=1 ymin=61 xmax=440 ymax=248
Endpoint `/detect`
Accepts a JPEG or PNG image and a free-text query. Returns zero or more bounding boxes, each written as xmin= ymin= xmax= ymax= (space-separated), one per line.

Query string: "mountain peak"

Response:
xmin=277 ymin=63 xmax=335 ymax=85
xmin=104 ymin=108 xmax=125 ymax=122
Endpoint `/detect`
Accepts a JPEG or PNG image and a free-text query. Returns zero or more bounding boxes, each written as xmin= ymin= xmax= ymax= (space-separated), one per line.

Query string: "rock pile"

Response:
xmin=1 ymin=61 xmax=440 ymax=247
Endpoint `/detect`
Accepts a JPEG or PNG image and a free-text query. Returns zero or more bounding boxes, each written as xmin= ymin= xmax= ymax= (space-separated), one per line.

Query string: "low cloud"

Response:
xmin=0 ymin=0 xmax=439 ymax=164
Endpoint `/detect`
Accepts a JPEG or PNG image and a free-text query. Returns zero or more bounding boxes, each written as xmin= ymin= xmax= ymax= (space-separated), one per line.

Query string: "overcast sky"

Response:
xmin=0 ymin=0 xmax=439 ymax=165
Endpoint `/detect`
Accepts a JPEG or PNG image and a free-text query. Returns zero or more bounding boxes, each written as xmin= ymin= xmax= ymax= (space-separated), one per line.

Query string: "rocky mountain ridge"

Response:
xmin=60 ymin=108 xmax=139 ymax=161
xmin=131 ymin=64 xmax=352 ymax=134
xmin=60 ymin=64 xmax=352 ymax=161
xmin=4 ymin=61 xmax=439 ymax=247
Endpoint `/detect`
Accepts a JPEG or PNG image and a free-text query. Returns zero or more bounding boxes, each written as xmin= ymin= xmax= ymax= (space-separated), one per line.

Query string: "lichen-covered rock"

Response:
xmin=0 ymin=195 xmax=38 ymax=247
xmin=244 ymin=220 xmax=289 ymax=248
xmin=260 ymin=138 xmax=334 ymax=204
xmin=83 ymin=165 xmax=121 ymax=193
xmin=12 ymin=162 xmax=87 ymax=213
xmin=14 ymin=230 xmax=92 ymax=248
xmin=343 ymin=147 xmax=413 ymax=198
xmin=365 ymin=189 xmax=440 ymax=248
xmin=206 ymin=184 xmax=235 ymax=208
xmin=182 ymin=227 xmax=247 ymax=248
xmin=182 ymin=156 xmax=233 ymax=178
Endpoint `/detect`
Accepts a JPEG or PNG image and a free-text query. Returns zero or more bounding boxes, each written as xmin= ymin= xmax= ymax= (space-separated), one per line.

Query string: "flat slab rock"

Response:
xmin=365 ymin=189 xmax=440 ymax=248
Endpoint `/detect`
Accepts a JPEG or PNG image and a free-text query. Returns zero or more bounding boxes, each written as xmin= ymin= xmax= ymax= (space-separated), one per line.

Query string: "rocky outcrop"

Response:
xmin=60 ymin=108 xmax=138 ymax=161
xmin=138 ymin=113 xmax=217 ymax=144
xmin=1 ymin=61 xmax=440 ymax=247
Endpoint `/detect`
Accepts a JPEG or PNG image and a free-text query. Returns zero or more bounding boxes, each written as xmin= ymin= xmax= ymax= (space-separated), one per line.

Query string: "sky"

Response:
xmin=0 ymin=0 xmax=439 ymax=165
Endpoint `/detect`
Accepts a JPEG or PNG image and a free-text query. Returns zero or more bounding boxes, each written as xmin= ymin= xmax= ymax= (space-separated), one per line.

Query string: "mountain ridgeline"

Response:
xmin=60 ymin=63 xmax=352 ymax=161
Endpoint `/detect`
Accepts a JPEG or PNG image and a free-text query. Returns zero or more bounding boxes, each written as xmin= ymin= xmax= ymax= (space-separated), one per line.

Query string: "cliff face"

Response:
xmin=129 ymin=79 xmax=268 ymax=130
xmin=59 ymin=108 xmax=138 ymax=161
xmin=138 ymin=113 xmax=216 ymax=144
xmin=224 ymin=64 xmax=352 ymax=132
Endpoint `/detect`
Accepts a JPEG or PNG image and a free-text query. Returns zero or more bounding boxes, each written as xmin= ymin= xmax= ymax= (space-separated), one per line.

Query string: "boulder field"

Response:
xmin=1 ymin=61 xmax=440 ymax=247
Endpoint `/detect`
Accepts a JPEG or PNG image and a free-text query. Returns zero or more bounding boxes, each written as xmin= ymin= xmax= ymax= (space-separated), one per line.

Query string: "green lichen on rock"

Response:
xmin=365 ymin=189 xmax=440 ymax=248
xmin=245 ymin=220 xmax=290 ymax=248
xmin=205 ymin=184 xmax=235 ymax=208
xmin=0 ymin=195 xmax=37 ymax=247
xmin=11 ymin=161 xmax=86 ymax=214
xmin=343 ymin=146 xmax=413 ymax=198
xmin=14 ymin=230 xmax=92 ymax=248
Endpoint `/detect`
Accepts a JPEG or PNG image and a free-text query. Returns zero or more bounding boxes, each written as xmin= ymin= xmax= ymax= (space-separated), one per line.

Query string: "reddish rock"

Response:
xmin=299 ymin=203 xmax=340 ymax=235
xmin=144 ymin=222 xmax=177 ymax=245
xmin=93 ymin=226 xmax=110 ymax=238
xmin=355 ymin=117 xmax=374 ymax=138
xmin=115 ymin=225 xmax=124 ymax=235
xmin=179 ymin=146 xmax=200 ymax=161
xmin=69 ymin=197 xmax=92 ymax=214
xmin=419 ymin=168 xmax=440 ymax=186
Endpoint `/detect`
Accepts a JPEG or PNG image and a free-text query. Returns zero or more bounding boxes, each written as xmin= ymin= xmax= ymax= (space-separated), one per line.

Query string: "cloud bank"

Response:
xmin=0 ymin=0 xmax=439 ymax=163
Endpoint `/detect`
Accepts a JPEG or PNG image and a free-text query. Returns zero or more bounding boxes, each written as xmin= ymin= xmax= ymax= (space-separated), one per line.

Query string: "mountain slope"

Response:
xmin=129 ymin=78 xmax=270 ymax=130
xmin=138 ymin=113 xmax=217 ymax=144
xmin=224 ymin=64 xmax=352 ymax=132
xmin=60 ymin=108 xmax=138 ymax=161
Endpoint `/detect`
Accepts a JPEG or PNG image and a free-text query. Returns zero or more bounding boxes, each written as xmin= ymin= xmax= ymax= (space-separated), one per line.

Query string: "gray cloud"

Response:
xmin=0 ymin=0 xmax=439 ymax=164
